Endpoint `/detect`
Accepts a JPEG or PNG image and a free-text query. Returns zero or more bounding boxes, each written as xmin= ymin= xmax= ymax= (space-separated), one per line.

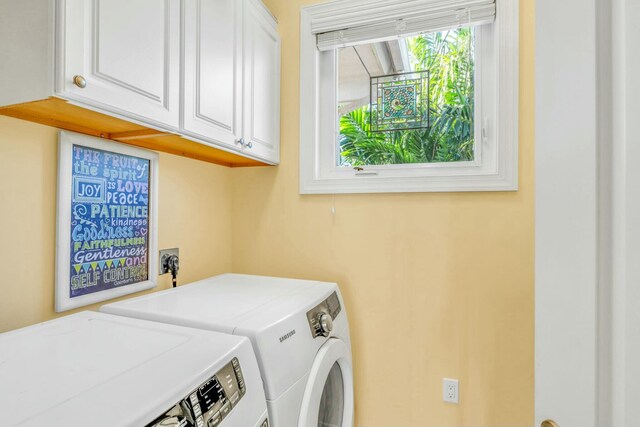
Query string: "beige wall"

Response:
xmin=0 ymin=115 xmax=233 ymax=332
xmin=0 ymin=1 xmax=534 ymax=425
xmin=230 ymin=1 xmax=535 ymax=426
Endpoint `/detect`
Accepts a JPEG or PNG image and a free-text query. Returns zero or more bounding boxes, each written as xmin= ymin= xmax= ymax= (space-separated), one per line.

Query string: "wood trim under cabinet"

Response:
xmin=0 ymin=97 xmax=267 ymax=167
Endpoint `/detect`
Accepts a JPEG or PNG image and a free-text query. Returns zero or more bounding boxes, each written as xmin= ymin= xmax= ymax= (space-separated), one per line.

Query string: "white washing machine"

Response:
xmin=101 ymin=274 xmax=354 ymax=427
xmin=0 ymin=311 xmax=269 ymax=427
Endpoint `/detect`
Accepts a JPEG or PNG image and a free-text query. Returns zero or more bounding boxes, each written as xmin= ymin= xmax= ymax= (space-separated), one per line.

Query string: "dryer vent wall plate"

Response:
xmin=159 ymin=248 xmax=179 ymax=275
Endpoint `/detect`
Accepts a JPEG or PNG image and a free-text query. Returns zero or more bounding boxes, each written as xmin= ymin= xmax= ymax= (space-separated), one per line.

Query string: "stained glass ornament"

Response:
xmin=370 ymin=70 xmax=429 ymax=132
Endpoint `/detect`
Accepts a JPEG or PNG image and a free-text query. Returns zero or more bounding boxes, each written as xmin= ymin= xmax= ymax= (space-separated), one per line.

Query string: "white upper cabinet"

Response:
xmin=0 ymin=0 xmax=279 ymax=165
xmin=242 ymin=0 xmax=281 ymax=163
xmin=182 ymin=0 xmax=243 ymax=149
xmin=59 ymin=0 xmax=181 ymax=129
xmin=183 ymin=0 xmax=281 ymax=163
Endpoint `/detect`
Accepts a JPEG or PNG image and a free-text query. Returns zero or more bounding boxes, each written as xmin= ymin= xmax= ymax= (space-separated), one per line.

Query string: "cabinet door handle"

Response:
xmin=541 ymin=420 xmax=559 ymax=427
xmin=73 ymin=75 xmax=87 ymax=88
xmin=236 ymin=138 xmax=246 ymax=147
xmin=246 ymin=140 xmax=253 ymax=149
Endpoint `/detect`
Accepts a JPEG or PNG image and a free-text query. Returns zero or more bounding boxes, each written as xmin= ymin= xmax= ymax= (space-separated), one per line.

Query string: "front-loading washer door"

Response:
xmin=298 ymin=338 xmax=354 ymax=427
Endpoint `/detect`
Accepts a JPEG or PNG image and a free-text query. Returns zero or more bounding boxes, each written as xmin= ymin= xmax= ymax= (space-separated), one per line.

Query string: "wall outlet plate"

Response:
xmin=443 ymin=378 xmax=459 ymax=404
xmin=159 ymin=248 xmax=179 ymax=275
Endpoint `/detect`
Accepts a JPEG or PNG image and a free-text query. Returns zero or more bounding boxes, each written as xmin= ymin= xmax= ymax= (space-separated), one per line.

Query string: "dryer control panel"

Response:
xmin=306 ymin=291 xmax=342 ymax=338
xmin=146 ymin=357 xmax=247 ymax=427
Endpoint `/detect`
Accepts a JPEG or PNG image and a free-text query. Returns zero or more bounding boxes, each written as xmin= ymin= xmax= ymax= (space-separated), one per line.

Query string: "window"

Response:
xmin=300 ymin=0 xmax=518 ymax=194
xmin=337 ymin=29 xmax=475 ymax=166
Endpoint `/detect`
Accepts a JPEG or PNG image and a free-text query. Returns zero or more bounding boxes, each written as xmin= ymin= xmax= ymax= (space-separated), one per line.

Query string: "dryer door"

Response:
xmin=298 ymin=338 xmax=354 ymax=427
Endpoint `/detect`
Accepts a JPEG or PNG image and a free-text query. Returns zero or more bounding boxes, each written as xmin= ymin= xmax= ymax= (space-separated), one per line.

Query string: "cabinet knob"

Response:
xmin=246 ymin=140 xmax=253 ymax=149
xmin=541 ymin=420 xmax=559 ymax=427
xmin=236 ymin=138 xmax=246 ymax=147
xmin=73 ymin=75 xmax=87 ymax=89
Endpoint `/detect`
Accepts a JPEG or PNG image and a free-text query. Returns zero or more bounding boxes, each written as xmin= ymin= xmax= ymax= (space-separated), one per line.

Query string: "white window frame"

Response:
xmin=299 ymin=0 xmax=518 ymax=194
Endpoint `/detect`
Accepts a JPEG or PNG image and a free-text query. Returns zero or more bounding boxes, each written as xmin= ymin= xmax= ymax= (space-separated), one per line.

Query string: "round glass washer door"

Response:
xmin=298 ymin=338 xmax=354 ymax=427
xmin=318 ymin=362 xmax=344 ymax=426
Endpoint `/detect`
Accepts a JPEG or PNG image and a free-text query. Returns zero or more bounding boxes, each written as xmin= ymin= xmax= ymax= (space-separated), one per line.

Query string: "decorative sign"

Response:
xmin=370 ymin=70 xmax=430 ymax=133
xmin=56 ymin=131 xmax=158 ymax=312
xmin=69 ymin=145 xmax=150 ymax=296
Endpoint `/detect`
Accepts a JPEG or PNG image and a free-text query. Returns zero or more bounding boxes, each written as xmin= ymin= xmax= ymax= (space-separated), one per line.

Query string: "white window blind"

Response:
xmin=314 ymin=0 xmax=496 ymax=51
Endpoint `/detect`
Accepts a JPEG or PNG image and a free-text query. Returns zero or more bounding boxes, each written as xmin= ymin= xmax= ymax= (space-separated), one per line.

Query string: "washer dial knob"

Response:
xmin=317 ymin=313 xmax=334 ymax=337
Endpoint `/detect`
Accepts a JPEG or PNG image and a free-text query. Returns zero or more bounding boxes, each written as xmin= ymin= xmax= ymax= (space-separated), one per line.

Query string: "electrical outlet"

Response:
xmin=443 ymin=378 xmax=459 ymax=404
xmin=159 ymin=248 xmax=179 ymax=275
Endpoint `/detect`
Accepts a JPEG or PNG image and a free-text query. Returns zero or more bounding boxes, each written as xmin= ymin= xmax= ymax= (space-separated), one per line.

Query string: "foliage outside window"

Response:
xmin=338 ymin=28 xmax=475 ymax=167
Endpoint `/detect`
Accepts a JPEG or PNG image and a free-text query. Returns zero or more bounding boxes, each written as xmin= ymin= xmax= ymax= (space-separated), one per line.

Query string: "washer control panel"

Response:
xmin=306 ymin=291 xmax=341 ymax=338
xmin=146 ymin=357 xmax=247 ymax=427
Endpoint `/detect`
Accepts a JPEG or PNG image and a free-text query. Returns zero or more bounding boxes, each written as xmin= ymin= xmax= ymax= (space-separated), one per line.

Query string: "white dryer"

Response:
xmin=0 ymin=311 xmax=269 ymax=427
xmin=101 ymin=274 xmax=354 ymax=427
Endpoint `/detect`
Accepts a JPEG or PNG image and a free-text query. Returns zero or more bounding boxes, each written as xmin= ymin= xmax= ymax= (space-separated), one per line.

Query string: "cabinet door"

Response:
xmin=182 ymin=0 xmax=243 ymax=148
xmin=59 ymin=0 xmax=180 ymax=129
xmin=243 ymin=0 xmax=281 ymax=164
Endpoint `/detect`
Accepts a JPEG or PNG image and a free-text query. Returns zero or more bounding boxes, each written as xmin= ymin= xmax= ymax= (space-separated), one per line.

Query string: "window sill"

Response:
xmin=299 ymin=169 xmax=518 ymax=194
